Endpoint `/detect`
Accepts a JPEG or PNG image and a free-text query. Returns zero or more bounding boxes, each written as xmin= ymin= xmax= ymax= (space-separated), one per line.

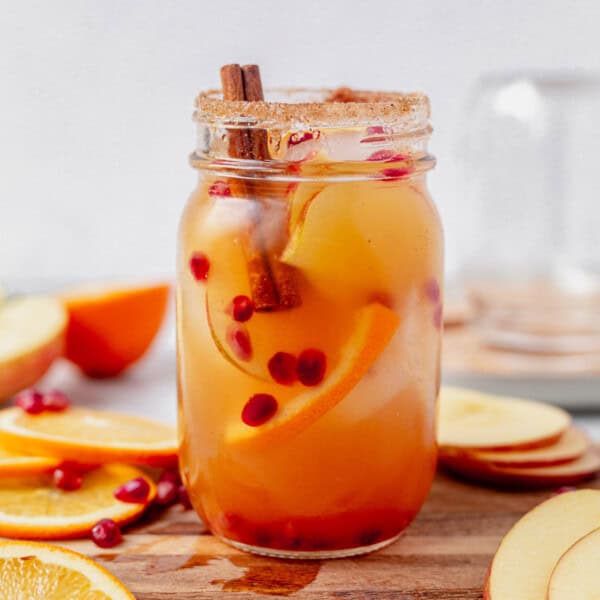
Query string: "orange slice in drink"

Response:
xmin=226 ymin=302 xmax=400 ymax=448
xmin=0 ymin=408 xmax=177 ymax=467
xmin=0 ymin=464 xmax=154 ymax=540
xmin=0 ymin=541 xmax=135 ymax=598
xmin=62 ymin=282 xmax=170 ymax=378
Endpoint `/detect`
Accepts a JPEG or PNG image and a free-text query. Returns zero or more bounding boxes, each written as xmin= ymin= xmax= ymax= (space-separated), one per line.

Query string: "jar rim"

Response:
xmin=194 ymin=87 xmax=430 ymax=129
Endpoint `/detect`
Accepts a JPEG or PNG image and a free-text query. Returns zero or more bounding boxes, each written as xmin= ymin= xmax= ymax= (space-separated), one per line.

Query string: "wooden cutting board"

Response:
xmin=54 ymin=470 xmax=600 ymax=599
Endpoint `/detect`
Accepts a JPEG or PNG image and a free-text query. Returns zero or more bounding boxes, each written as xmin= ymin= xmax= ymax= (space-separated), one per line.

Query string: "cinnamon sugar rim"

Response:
xmin=194 ymin=87 xmax=431 ymax=129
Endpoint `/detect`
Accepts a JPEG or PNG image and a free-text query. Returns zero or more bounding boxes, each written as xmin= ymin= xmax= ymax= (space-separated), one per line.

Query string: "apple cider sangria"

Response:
xmin=177 ymin=67 xmax=443 ymax=558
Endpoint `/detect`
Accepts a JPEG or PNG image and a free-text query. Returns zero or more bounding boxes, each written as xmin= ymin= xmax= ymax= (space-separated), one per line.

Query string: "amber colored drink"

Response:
xmin=177 ymin=88 xmax=443 ymax=558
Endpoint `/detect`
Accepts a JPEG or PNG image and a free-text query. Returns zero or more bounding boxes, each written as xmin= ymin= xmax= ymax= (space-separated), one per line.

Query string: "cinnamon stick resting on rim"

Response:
xmin=220 ymin=63 xmax=301 ymax=311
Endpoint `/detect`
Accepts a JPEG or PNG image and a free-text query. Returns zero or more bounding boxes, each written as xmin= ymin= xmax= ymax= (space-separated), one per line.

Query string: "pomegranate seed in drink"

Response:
xmin=229 ymin=295 xmax=255 ymax=322
xmin=381 ymin=167 xmax=412 ymax=180
xmin=91 ymin=519 xmax=122 ymax=548
xmin=156 ymin=480 xmax=178 ymax=506
xmin=114 ymin=477 xmax=151 ymax=504
xmin=14 ymin=389 xmax=45 ymax=415
xmin=267 ymin=352 xmax=297 ymax=385
xmin=242 ymin=394 xmax=278 ymax=426
xmin=53 ymin=466 xmax=83 ymax=491
xmin=208 ymin=181 xmax=232 ymax=197
xmin=297 ymin=349 xmax=327 ymax=386
xmin=288 ymin=131 xmax=319 ymax=146
xmin=178 ymin=485 xmax=192 ymax=510
xmin=43 ymin=389 xmax=70 ymax=412
xmin=366 ymin=149 xmax=395 ymax=162
xmin=189 ymin=252 xmax=210 ymax=281
xmin=367 ymin=125 xmax=385 ymax=136
xmin=226 ymin=325 xmax=253 ymax=361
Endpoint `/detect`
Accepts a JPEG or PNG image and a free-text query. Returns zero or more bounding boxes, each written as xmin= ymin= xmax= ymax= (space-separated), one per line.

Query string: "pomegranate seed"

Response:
xmin=366 ymin=149 xmax=395 ymax=162
xmin=53 ymin=466 xmax=83 ymax=491
xmin=159 ymin=468 xmax=182 ymax=487
xmin=288 ymin=131 xmax=318 ymax=146
xmin=114 ymin=477 xmax=151 ymax=504
xmin=242 ymin=393 xmax=278 ymax=427
xmin=381 ymin=167 xmax=412 ymax=180
xmin=208 ymin=181 xmax=232 ymax=197
xmin=189 ymin=252 xmax=210 ymax=281
xmin=229 ymin=295 xmax=254 ymax=322
xmin=14 ymin=389 xmax=45 ymax=415
xmin=296 ymin=349 xmax=327 ymax=386
xmin=155 ymin=480 xmax=178 ymax=506
xmin=554 ymin=486 xmax=577 ymax=495
xmin=424 ymin=278 xmax=441 ymax=304
xmin=433 ymin=304 xmax=443 ymax=330
xmin=90 ymin=519 xmax=122 ymax=548
xmin=367 ymin=126 xmax=385 ymax=135
xmin=268 ymin=352 xmax=297 ymax=385
xmin=226 ymin=325 xmax=252 ymax=361
xmin=43 ymin=389 xmax=70 ymax=412
xmin=178 ymin=485 xmax=192 ymax=510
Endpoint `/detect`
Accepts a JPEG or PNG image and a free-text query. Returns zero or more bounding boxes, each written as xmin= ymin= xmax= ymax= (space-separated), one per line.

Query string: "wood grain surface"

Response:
xmin=52 ymin=470 xmax=600 ymax=599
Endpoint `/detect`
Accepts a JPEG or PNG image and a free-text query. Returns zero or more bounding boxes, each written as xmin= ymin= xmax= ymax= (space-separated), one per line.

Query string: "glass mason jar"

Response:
xmin=177 ymin=88 xmax=443 ymax=558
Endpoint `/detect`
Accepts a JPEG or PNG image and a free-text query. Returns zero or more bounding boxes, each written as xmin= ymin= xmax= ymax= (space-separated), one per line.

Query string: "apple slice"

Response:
xmin=0 ymin=297 xmax=67 ymax=401
xmin=442 ymin=427 xmax=590 ymax=469
xmin=442 ymin=447 xmax=600 ymax=488
xmin=226 ymin=302 xmax=400 ymax=448
xmin=484 ymin=489 xmax=600 ymax=600
xmin=438 ymin=387 xmax=570 ymax=451
xmin=547 ymin=526 xmax=600 ymax=599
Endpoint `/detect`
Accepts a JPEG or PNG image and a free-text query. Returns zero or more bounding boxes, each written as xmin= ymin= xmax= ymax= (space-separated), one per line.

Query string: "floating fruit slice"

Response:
xmin=484 ymin=489 xmax=600 ymax=600
xmin=450 ymin=427 xmax=590 ymax=469
xmin=0 ymin=464 xmax=154 ymax=540
xmin=206 ymin=228 xmax=354 ymax=381
xmin=441 ymin=447 xmax=600 ymax=488
xmin=0 ymin=540 xmax=134 ymax=598
xmin=0 ymin=296 xmax=67 ymax=401
xmin=226 ymin=302 xmax=400 ymax=448
xmin=547 ymin=526 xmax=600 ymax=599
xmin=0 ymin=408 xmax=177 ymax=467
xmin=61 ymin=282 xmax=169 ymax=378
xmin=438 ymin=387 xmax=570 ymax=451
xmin=0 ymin=445 xmax=60 ymax=476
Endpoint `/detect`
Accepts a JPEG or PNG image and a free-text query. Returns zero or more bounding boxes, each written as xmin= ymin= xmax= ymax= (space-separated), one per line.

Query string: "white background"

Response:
xmin=2 ymin=0 xmax=600 ymax=285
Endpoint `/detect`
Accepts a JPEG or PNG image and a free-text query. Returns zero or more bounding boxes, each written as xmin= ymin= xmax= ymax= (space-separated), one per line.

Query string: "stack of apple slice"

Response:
xmin=438 ymin=387 xmax=600 ymax=487
xmin=485 ymin=489 xmax=600 ymax=598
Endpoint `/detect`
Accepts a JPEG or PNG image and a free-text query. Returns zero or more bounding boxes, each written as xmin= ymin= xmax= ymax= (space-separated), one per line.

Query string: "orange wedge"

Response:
xmin=0 ymin=464 xmax=154 ymax=540
xmin=0 ymin=541 xmax=134 ymax=598
xmin=0 ymin=408 xmax=177 ymax=467
xmin=62 ymin=282 xmax=169 ymax=378
xmin=226 ymin=302 xmax=400 ymax=448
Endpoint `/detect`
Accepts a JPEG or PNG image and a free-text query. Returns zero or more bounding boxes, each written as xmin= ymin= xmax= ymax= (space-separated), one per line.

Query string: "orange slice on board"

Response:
xmin=62 ymin=282 xmax=169 ymax=378
xmin=0 ymin=464 xmax=154 ymax=540
xmin=0 ymin=296 xmax=67 ymax=401
xmin=0 ymin=446 xmax=60 ymax=476
xmin=0 ymin=540 xmax=134 ymax=599
xmin=0 ymin=408 xmax=177 ymax=467
xmin=226 ymin=302 xmax=400 ymax=448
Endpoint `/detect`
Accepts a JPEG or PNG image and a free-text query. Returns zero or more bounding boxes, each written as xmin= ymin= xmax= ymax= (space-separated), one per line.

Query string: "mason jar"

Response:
xmin=177 ymin=87 xmax=443 ymax=558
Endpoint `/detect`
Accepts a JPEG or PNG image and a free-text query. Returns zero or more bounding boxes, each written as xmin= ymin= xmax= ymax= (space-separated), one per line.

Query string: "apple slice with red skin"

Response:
xmin=438 ymin=387 xmax=571 ymax=451
xmin=547 ymin=526 xmax=600 ymax=599
xmin=484 ymin=489 xmax=600 ymax=600
xmin=441 ymin=427 xmax=590 ymax=469
xmin=441 ymin=447 xmax=600 ymax=489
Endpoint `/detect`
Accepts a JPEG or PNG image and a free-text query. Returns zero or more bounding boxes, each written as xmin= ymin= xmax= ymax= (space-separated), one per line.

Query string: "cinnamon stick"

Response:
xmin=219 ymin=63 xmax=301 ymax=311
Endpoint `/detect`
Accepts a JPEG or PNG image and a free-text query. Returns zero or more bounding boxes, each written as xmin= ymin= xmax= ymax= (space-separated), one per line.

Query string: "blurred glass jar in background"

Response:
xmin=460 ymin=72 xmax=600 ymax=354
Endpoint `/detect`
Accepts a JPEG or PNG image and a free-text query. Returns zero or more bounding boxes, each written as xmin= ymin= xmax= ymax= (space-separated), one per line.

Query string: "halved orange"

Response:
xmin=0 ymin=540 xmax=134 ymax=598
xmin=0 ymin=408 xmax=177 ymax=467
xmin=226 ymin=302 xmax=400 ymax=448
xmin=0 ymin=464 xmax=154 ymax=540
xmin=0 ymin=445 xmax=60 ymax=476
xmin=61 ymin=282 xmax=170 ymax=378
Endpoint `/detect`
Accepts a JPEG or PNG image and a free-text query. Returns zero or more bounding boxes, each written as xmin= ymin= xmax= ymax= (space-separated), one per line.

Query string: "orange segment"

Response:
xmin=0 ymin=541 xmax=134 ymax=599
xmin=0 ymin=408 xmax=177 ymax=467
xmin=226 ymin=302 xmax=400 ymax=448
xmin=62 ymin=282 xmax=170 ymax=378
xmin=0 ymin=464 xmax=154 ymax=540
